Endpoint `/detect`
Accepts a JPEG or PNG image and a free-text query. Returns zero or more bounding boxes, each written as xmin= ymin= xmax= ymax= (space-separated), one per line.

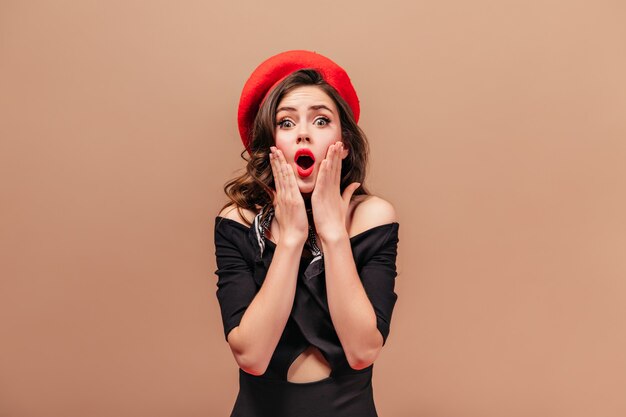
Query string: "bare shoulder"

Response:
xmin=217 ymin=203 xmax=258 ymax=227
xmin=349 ymin=195 xmax=398 ymax=237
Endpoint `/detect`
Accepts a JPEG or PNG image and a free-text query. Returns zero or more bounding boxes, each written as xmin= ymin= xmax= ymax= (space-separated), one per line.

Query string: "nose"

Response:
xmin=297 ymin=124 xmax=310 ymax=143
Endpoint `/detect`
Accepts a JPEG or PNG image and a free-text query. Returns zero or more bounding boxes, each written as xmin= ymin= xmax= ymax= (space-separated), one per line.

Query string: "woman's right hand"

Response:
xmin=269 ymin=146 xmax=309 ymax=246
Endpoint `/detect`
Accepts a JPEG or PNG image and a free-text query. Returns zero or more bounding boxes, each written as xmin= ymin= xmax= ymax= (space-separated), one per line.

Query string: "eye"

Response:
xmin=315 ymin=117 xmax=330 ymax=126
xmin=276 ymin=118 xmax=294 ymax=128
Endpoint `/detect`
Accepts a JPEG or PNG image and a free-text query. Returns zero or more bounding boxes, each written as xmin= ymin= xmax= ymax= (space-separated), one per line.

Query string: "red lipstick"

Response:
xmin=294 ymin=148 xmax=316 ymax=178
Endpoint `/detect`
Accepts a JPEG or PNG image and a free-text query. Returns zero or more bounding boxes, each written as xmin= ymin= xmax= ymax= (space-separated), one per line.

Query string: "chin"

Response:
xmin=298 ymin=183 xmax=314 ymax=193
xmin=296 ymin=179 xmax=314 ymax=194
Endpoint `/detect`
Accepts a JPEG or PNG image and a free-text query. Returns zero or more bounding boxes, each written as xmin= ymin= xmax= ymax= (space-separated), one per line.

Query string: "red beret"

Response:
xmin=237 ymin=50 xmax=360 ymax=155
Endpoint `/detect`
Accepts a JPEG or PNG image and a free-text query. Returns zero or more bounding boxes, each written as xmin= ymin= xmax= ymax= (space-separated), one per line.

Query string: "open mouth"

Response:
xmin=295 ymin=149 xmax=316 ymax=178
xmin=296 ymin=155 xmax=314 ymax=169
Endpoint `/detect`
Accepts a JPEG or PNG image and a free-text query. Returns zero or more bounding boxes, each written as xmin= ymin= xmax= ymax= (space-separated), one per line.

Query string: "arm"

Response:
xmin=214 ymin=211 xmax=305 ymax=376
xmin=227 ymin=239 xmax=304 ymax=375
xmin=320 ymin=199 xmax=398 ymax=370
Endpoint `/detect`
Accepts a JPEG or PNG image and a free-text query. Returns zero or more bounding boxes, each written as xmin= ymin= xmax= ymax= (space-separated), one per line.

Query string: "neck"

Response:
xmin=303 ymin=197 xmax=314 ymax=228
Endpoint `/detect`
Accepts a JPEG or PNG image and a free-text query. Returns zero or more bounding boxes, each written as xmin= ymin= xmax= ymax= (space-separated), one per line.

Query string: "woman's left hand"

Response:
xmin=311 ymin=141 xmax=361 ymax=242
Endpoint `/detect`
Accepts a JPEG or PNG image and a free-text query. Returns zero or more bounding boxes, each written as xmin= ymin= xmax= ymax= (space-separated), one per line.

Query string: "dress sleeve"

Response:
xmin=214 ymin=221 xmax=257 ymax=342
xmin=359 ymin=223 xmax=400 ymax=346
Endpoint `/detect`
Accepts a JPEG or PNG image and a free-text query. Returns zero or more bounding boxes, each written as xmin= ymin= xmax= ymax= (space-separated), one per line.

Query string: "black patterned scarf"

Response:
xmin=252 ymin=203 xmax=323 ymax=265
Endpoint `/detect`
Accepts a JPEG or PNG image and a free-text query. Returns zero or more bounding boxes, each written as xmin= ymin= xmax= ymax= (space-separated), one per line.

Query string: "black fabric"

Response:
xmin=232 ymin=366 xmax=378 ymax=417
xmin=213 ymin=211 xmax=399 ymax=417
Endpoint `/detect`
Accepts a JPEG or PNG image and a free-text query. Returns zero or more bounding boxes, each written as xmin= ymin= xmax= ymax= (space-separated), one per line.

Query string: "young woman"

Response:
xmin=214 ymin=50 xmax=400 ymax=417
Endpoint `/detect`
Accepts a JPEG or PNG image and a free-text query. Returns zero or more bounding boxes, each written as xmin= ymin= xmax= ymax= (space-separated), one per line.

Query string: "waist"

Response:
xmin=232 ymin=365 xmax=377 ymax=417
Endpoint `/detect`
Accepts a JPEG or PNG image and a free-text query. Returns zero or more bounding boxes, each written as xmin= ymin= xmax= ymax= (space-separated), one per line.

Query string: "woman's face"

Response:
xmin=274 ymin=85 xmax=349 ymax=197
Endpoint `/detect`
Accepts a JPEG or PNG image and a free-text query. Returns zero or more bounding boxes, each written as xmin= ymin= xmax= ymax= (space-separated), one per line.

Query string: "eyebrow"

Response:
xmin=276 ymin=104 xmax=334 ymax=114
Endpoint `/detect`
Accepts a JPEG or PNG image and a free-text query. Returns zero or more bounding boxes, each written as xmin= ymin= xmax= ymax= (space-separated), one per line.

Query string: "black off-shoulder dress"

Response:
xmin=214 ymin=204 xmax=400 ymax=417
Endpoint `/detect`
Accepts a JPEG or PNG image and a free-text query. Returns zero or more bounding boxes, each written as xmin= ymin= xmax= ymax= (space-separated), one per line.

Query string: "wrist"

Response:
xmin=278 ymin=234 xmax=307 ymax=249
xmin=318 ymin=230 xmax=349 ymax=246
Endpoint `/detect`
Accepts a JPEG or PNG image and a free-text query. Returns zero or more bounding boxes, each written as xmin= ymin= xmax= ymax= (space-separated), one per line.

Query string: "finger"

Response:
xmin=282 ymin=151 xmax=299 ymax=201
xmin=329 ymin=142 xmax=338 ymax=185
xmin=269 ymin=150 xmax=279 ymax=194
xmin=329 ymin=142 xmax=337 ymax=185
xmin=317 ymin=158 xmax=327 ymax=190
xmin=286 ymin=164 xmax=298 ymax=200
xmin=335 ymin=142 xmax=343 ymax=185
xmin=342 ymin=182 xmax=360 ymax=204
xmin=276 ymin=148 xmax=294 ymax=200
xmin=319 ymin=144 xmax=333 ymax=188
xmin=270 ymin=149 xmax=285 ymax=199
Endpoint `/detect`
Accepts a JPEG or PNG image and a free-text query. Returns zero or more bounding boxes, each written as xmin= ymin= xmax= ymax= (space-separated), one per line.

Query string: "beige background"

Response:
xmin=1 ymin=1 xmax=625 ymax=416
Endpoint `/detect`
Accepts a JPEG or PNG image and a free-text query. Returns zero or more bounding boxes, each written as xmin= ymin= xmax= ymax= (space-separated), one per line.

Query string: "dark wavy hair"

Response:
xmin=219 ymin=68 xmax=371 ymax=227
